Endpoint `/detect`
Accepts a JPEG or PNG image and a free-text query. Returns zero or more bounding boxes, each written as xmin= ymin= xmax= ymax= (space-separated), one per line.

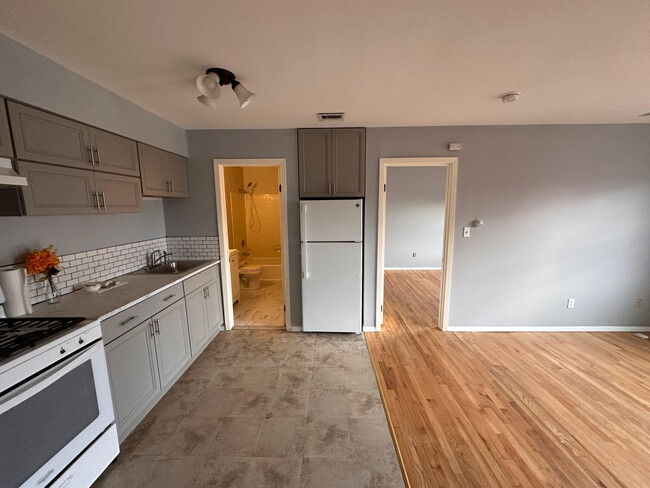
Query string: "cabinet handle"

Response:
xmin=170 ymin=180 xmax=174 ymax=193
xmin=94 ymin=146 xmax=102 ymax=166
xmin=88 ymin=147 xmax=95 ymax=165
xmin=154 ymin=318 xmax=160 ymax=334
xmin=149 ymin=319 xmax=155 ymax=337
xmin=166 ymin=181 xmax=171 ymax=193
xmin=332 ymin=182 xmax=336 ymax=194
xmin=93 ymin=191 xmax=100 ymax=210
xmin=119 ymin=315 xmax=138 ymax=327
xmin=203 ymin=287 xmax=207 ymax=298
xmin=162 ymin=293 xmax=176 ymax=302
xmin=100 ymin=191 xmax=107 ymax=210
xmin=206 ymin=286 xmax=210 ymax=297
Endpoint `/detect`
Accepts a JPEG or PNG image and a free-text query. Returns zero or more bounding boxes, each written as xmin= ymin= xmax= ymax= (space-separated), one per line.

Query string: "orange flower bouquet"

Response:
xmin=26 ymin=245 xmax=63 ymax=303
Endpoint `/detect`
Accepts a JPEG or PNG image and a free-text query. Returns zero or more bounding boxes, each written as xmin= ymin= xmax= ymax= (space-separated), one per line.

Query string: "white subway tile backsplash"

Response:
xmin=0 ymin=235 xmax=219 ymax=305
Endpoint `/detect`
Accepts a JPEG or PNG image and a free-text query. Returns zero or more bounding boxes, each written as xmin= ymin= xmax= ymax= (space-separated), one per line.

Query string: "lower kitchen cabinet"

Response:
xmin=153 ymin=299 xmax=191 ymax=389
xmin=104 ymin=320 xmax=161 ymax=435
xmin=185 ymin=278 xmax=222 ymax=355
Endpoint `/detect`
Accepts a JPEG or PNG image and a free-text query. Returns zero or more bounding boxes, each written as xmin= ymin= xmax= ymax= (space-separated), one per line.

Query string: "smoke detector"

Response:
xmin=501 ymin=91 xmax=521 ymax=103
xmin=317 ymin=112 xmax=345 ymax=121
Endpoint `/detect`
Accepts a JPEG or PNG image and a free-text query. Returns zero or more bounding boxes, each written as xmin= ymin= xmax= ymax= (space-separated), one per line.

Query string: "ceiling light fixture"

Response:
xmin=195 ymin=68 xmax=256 ymax=110
xmin=501 ymin=91 xmax=521 ymax=103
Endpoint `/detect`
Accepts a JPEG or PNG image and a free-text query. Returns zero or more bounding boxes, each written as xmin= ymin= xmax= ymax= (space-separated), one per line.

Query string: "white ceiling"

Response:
xmin=1 ymin=0 xmax=649 ymax=129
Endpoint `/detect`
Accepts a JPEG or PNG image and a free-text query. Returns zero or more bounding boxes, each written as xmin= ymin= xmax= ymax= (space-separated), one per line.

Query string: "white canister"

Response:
xmin=0 ymin=268 xmax=33 ymax=317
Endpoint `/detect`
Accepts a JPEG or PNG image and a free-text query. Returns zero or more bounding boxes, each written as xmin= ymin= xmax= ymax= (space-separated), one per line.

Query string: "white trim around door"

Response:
xmin=375 ymin=157 xmax=458 ymax=331
xmin=213 ymin=159 xmax=292 ymax=331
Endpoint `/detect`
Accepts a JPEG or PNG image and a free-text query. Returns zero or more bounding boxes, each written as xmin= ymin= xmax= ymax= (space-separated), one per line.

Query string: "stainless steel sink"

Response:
xmin=132 ymin=260 xmax=210 ymax=275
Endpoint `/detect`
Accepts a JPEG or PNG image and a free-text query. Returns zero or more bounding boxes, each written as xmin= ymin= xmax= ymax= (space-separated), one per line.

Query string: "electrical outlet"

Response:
xmin=567 ymin=298 xmax=575 ymax=309
xmin=635 ymin=299 xmax=644 ymax=308
xmin=412 ymin=252 xmax=417 ymax=257
xmin=463 ymin=227 xmax=471 ymax=237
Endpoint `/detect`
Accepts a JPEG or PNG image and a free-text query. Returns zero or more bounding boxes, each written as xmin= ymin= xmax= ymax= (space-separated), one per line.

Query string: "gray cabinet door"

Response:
xmin=104 ymin=320 xmax=161 ymax=435
xmin=17 ymin=161 xmax=99 ymax=215
xmin=153 ymin=300 xmax=191 ymax=389
xmin=299 ymin=129 xmax=332 ymax=197
xmin=332 ymin=128 xmax=365 ymax=197
xmin=8 ymin=101 xmax=93 ymax=170
xmin=185 ymin=286 xmax=210 ymax=356
xmin=94 ymin=172 xmax=142 ymax=213
xmin=205 ymin=278 xmax=223 ymax=335
xmin=0 ymin=98 xmax=14 ymax=158
xmin=164 ymin=152 xmax=189 ymax=198
xmin=138 ymin=143 xmax=168 ymax=197
xmin=89 ymin=127 xmax=140 ymax=177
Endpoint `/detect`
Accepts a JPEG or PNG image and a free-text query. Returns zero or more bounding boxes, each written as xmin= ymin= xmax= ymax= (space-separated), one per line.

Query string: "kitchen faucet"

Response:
xmin=150 ymin=249 xmax=173 ymax=266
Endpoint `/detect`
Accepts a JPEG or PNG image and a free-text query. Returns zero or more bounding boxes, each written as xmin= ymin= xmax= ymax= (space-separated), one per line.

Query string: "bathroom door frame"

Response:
xmin=214 ymin=159 xmax=292 ymax=331
xmin=375 ymin=157 xmax=458 ymax=331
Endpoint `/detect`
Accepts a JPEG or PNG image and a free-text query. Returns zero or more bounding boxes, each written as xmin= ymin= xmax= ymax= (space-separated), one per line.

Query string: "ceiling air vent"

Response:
xmin=317 ymin=112 xmax=345 ymax=121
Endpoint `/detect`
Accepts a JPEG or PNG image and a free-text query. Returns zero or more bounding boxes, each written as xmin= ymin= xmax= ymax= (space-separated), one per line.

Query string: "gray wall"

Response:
xmin=164 ymin=130 xmax=302 ymax=326
xmin=365 ymin=125 xmax=650 ymax=329
xmin=0 ymin=35 xmax=189 ymax=265
xmin=385 ymin=166 xmax=446 ymax=268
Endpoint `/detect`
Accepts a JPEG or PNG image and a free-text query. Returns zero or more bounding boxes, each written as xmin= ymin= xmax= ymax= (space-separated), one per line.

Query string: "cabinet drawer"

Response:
xmin=101 ymin=283 xmax=183 ymax=343
xmin=183 ymin=264 xmax=218 ymax=295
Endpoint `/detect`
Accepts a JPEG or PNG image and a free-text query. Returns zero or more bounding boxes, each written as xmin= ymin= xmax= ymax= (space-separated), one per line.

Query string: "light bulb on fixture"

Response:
xmin=197 ymin=95 xmax=219 ymax=109
xmin=232 ymin=81 xmax=256 ymax=109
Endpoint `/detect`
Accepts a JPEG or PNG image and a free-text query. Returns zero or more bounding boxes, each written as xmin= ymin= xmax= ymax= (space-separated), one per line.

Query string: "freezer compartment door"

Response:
xmin=300 ymin=199 xmax=363 ymax=242
xmin=301 ymin=242 xmax=362 ymax=333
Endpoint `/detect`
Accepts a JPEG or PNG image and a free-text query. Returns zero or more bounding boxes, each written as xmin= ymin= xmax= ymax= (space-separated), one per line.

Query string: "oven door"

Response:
xmin=0 ymin=341 xmax=115 ymax=488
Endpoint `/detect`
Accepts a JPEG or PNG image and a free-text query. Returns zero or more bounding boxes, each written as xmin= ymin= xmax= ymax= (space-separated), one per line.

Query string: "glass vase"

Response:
xmin=46 ymin=276 xmax=60 ymax=304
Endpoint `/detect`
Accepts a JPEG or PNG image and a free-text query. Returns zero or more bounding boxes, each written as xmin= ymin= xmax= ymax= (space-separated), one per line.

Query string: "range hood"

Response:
xmin=0 ymin=157 xmax=27 ymax=188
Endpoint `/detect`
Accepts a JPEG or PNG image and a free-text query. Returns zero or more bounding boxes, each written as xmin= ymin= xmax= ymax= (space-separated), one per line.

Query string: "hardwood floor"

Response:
xmin=365 ymin=270 xmax=650 ymax=488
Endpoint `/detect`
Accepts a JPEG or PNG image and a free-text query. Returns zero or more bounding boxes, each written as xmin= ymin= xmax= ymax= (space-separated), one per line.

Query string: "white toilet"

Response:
xmin=239 ymin=264 xmax=263 ymax=290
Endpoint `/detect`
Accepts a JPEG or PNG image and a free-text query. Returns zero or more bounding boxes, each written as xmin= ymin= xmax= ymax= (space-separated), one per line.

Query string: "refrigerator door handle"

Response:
xmin=300 ymin=203 xmax=307 ymax=242
xmin=301 ymin=243 xmax=308 ymax=279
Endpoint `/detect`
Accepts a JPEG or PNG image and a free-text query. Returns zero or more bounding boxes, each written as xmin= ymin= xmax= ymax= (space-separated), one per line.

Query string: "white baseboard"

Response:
xmin=362 ymin=325 xmax=377 ymax=332
xmin=384 ymin=266 xmax=442 ymax=270
xmin=447 ymin=325 xmax=650 ymax=332
xmin=290 ymin=325 xmax=303 ymax=333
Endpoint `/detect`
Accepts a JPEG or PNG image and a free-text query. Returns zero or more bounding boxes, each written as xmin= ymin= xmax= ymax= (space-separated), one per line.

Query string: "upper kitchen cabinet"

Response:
xmin=138 ymin=142 xmax=189 ymax=198
xmin=88 ymin=127 xmax=140 ymax=177
xmin=17 ymin=161 xmax=142 ymax=215
xmin=17 ymin=161 xmax=98 ymax=216
xmin=298 ymin=128 xmax=365 ymax=198
xmin=8 ymin=101 xmax=92 ymax=170
xmin=331 ymin=128 xmax=365 ymax=197
xmin=94 ymin=172 xmax=142 ymax=213
xmin=8 ymin=101 xmax=140 ymax=177
xmin=0 ymin=98 xmax=14 ymax=158
xmin=299 ymin=129 xmax=331 ymax=198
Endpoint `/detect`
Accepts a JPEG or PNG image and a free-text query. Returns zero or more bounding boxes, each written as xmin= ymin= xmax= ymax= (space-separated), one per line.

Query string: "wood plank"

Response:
xmin=365 ymin=270 xmax=650 ymax=488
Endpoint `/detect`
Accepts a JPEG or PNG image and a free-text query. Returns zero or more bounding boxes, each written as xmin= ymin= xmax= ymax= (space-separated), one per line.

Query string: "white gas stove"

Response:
xmin=0 ymin=317 xmax=119 ymax=488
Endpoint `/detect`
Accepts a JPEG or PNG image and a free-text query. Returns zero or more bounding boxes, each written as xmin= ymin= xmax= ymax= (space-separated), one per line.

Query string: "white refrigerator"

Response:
xmin=300 ymin=199 xmax=363 ymax=333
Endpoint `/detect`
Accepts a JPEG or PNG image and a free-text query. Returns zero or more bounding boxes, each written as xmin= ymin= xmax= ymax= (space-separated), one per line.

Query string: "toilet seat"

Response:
xmin=240 ymin=265 xmax=262 ymax=274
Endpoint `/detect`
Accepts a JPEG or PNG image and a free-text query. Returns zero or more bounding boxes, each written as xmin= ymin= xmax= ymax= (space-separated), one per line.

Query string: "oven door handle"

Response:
xmin=0 ymin=341 xmax=103 ymax=412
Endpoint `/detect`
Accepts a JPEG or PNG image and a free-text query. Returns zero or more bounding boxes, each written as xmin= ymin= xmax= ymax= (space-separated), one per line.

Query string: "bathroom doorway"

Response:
xmin=214 ymin=159 xmax=291 ymax=331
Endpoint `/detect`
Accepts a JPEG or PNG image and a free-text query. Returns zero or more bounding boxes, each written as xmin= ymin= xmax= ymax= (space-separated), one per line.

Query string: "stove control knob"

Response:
xmin=78 ymin=338 xmax=84 ymax=344
xmin=60 ymin=348 xmax=66 ymax=355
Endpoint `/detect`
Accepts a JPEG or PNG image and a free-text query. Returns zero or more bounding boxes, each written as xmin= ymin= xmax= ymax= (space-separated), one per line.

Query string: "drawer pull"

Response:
xmin=162 ymin=293 xmax=176 ymax=302
xmin=119 ymin=315 xmax=138 ymax=327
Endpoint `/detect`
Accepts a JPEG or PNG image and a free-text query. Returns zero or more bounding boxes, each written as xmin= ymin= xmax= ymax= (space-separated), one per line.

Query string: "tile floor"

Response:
xmin=94 ymin=330 xmax=404 ymax=488
xmin=233 ymin=280 xmax=285 ymax=328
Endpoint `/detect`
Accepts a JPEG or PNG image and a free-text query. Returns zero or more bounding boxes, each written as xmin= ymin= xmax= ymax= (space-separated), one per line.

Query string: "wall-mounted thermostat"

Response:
xmin=449 ymin=143 xmax=462 ymax=151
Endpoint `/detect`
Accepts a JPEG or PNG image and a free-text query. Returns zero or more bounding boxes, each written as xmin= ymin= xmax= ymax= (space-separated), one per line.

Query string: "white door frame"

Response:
xmin=214 ymin=159 xmax=292 ymax=331
xmin=375 ymin=157 xmax=458 ymax=331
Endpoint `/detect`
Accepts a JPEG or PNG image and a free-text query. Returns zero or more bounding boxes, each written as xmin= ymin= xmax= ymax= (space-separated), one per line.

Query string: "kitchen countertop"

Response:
xmin=29 ymin=260 xmax=220 ymax=322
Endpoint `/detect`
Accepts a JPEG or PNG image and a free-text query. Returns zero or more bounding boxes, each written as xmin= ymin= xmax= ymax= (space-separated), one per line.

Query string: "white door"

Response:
xmin=301 ymin=199 xmax=363 ymax=242
xmin=301 ymin=242 xmax=362 ymax=333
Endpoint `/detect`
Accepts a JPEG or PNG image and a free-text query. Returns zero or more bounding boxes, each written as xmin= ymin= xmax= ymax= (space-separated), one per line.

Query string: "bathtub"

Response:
xmin=242 ymin=256 xmax=282 ymax=280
